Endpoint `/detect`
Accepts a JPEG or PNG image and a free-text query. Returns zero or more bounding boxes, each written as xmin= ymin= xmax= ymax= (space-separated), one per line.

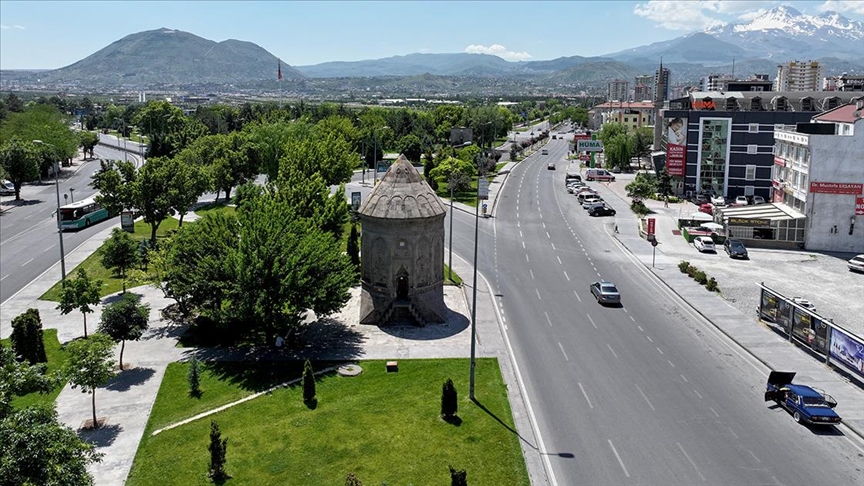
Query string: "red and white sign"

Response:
xmin=809 ymin=182 xmax=864 ymax=195
xmin=773 ymin=156 xmax=786 ymax=167
xmin=574 ymin=134 xmax=591 ymax=142
xmin=647 ymin=218 xmax=656 ymax=235
xmin=856 ymin=197 xmax=864 ymax=216
xmin=666 ymin=144 xmax=685 ymax=176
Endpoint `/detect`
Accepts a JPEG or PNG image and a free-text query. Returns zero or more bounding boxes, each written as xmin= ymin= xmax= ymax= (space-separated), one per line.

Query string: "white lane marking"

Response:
xmin=43 ymin=244 xmax=55 ymax=252
xmin=519 ymin=230 xmax=523 ymax=238
xmin=557 ymin=256 xmax=562 ymax=265
xmin=536 ymin=288 xmax=541 ymax=300
xmin=656 ymin=347 xmax=664 ymax=355
xmin=646 ymin=335 xmax=654 ymax=343
xmin=693 ymin=389 xmax=703 ymax=399
xmin=727 ymin=427 xmax=739 ymax=439
xmin=629 ymin=316 xmax=635 ymax=322
xmin=21 ymin=258 xmax=34 ymax=267
xmin=551 ymin=243 xmax=556 ymax=251
xmin=622 ymin=307 xmax=628 ymax=313
xmin=596 ymin=271 xmax=601 ymax=277
xmin=542 ymin=222 xmax=546 ymax=229
xmin=545 ymin=311 xmax=553 ymax=327
xmin=573 ymin=290 xmax=582 ymax=303
xmin=606 ymin=343 xmax=618 ymax=359
xmin=546 ymin=231 xmax=551 ymax=239
xmin=522 ymin=241 xmax=526 ymax=249
xmin=586 ymin=313 xmax=597 ymax=329
xmin=676 ymin=442 xmax=706 ymax=482
xmin=563 ymin=271 xmax=570 ymax=281
xmin=668 ymin=360 xmax=676 ymax=368
xmin=637 ymin=325 xmax=644 ymax=332
xmin=681 ymin=374 xmax=689 ymax=383
xmin=608 ymin=440 xmax=631 ymax=478
xmin=578 ymin=382 xmax=593 ymax=409
xmin=0 ymin=275 xmax=7 ymax=281
xmin=635 ymin=384 xmax=656 ymax=411
xmin=525 ymin=254 xmax=530 ymax=262
xmin=746 ymin=449 xmax=761 ymax=463
xmin=558 ymin=342 xmax=569 ymax=361
xmin=709 ymin=407 xmax=720 ymax=418
xmin=530 ymin=269 xmax=535 ymax=280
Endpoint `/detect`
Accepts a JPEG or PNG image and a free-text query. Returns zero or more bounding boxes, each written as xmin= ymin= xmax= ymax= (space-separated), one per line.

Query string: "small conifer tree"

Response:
xmin=188 ymin=356 xmax=201 ymax=398
xmin=449 ymin=465 xmax=467 ymax=486
xmin=208 ymin=420 xmax=228 ymax=481
xmin=302 ymin=359 xmax=316 ymax=404
xmin=441 ymin=378 xmax=458 ymax=419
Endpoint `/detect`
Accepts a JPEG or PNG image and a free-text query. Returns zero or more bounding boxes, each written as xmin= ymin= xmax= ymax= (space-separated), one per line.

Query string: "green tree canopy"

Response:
xmin=57 ymin=268 xmax=103 ymax=338
xmin=97 ymin=293 xmax=150 ymax=370
xmin=0 ymin=137 xmax=39 ymax=200
xmin=430 ymin=156 xmax=476 ymax=184
xmin=63 ymin=333 xmax=116 ymax=429
xmin=101 ymin=228 xmax=141 ymax=292
xmin=90 ymin=159 xmax=137 ymax=215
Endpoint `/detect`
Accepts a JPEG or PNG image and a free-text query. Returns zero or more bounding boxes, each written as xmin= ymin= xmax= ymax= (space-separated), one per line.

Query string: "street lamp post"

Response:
xmin=469 ymin=169 xmax=484 ymax=400
xmin=33 ymin=140 xmax=67 ymax=281
xmin=448 ymin=176 xmax=454 ymax=281
xmin=69 ymin=187 xmax=75 ymax=203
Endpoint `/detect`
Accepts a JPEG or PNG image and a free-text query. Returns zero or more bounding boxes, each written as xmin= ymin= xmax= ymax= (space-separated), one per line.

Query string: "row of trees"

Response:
xmin=596 ymin=122 xmax=653 ymax=172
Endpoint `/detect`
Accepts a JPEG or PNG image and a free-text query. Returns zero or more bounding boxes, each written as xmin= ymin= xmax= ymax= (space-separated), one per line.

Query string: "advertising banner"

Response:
xmin=830 ymin=328 xmax=864 ymax=380
xmin=808 ymin=182 xmax=864 ymax=195
xmin=791 ymin=307 xmax=813 ymax=345
xmin=351 ymin=191 xmax=362 ymax=211
xmin=665 ymin=116 xmax=687 ymax=177
xmin=810 ymin=316 xmax=829 ymax=355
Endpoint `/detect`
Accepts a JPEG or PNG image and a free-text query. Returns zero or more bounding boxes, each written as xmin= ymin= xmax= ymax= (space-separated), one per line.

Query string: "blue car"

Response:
xmin=764 ymin=371 xmax=841 ymax=425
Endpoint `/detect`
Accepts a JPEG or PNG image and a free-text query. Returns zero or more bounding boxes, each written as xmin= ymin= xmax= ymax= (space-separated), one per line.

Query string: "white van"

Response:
xmin=0 ymin=180 xmax=14 ymax=196
xmin=585 ymin=169 xmax=615 ymax=182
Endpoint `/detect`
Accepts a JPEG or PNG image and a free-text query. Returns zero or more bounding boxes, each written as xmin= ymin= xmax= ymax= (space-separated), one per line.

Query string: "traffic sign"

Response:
xmin=478 ymin=178 xmax=489 ymax=200
xmin=576 ymin=140 xmax=604 ymax=152
xmin=647 ymin=218 xmax=656 ymax=235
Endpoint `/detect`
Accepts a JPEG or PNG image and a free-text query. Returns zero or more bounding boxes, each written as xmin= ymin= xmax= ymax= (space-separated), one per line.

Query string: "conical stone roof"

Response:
xmin=358 ymin=155 xmax=447 ymax=219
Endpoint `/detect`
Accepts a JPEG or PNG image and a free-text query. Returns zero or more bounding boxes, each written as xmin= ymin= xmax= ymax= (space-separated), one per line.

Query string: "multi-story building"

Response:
xmin=655 ymin=67 xmax=671 ymax=102
xmin=702 ymin=74 xmax=734 ymax=92
xmin=767 ymin=101 xmax=864 ymax=252
xmin=607 ymin=79 xmax=629 ymax=102
xmin=775 ymin=61 xmax=824 ymax=92
xmin=657 ymin=91 xmax=863 ymax=214
xmin=589 ymin=101 xmax=655 ymax=131
xmin=635 ymin=74 xmax=653 ymax=100
xmin=837 ymin=73 xmax=864 ymax=92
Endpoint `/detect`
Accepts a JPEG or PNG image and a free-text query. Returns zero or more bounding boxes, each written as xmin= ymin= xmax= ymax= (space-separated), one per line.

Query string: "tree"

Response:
xmin=10 ymin=308 xmax=47 ymax=365
xmin=0 ymin=138 xmax=40 ymax=200
xmin=97 ymin=293 xmax=150 ymax=370
xmin=208 ymin=420 xmax=229 ymax=482
xmin=429 ymin=156 xmax=475 ymax=188
xmin=57 ymin=268 xmax=103 ymax=338
xmin=134 ymin=101 xmax=187 ymax=158
xmin=63 ymin=333 xmax=115 ymax=429
xmin=633 ymin=127 xmax=653 ymax=170
xmin=605 ymin=132 xmax=635 ymax=172
xmin=90 ymin=159 xmax=137 ymax=216
xmin=0 ymin=104 xmax=78 ymax=173
xmin=101 ymin=228 xmax=141 ymax=293
xmin=187 ymin=356 xmax=201 ymax=398
xmin=0 ymin=347 xmax=101 ymax=486
xmin=397 ymin=134 xmax=423 ymax=163
xmin=625 ymin=173 xmax=658 ymax=200
xmin=658 ymin=168 xmax=673 ymax=196
xmin=134 ymin=156 xmax=177 ymax=244
xmin=347 ymin=223 xmax=360 ymax=269
xmin=449 ymin=466 xmax=468 ymax=486
xmin=78 ymin=131 xmax=99 ymax=159
xmin=165 ymin=157 xmax=208 ymax=227
xmin=441 ymin=378 xmax=458 ymax=419
xmin=302 ymin=359 xmax=316 ymax=405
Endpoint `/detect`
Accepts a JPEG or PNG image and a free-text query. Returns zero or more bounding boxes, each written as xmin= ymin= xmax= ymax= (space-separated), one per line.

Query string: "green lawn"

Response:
xmin=127 ymin=358 xmax=528 ymax=486
xmin=444 ymin=264 xmax=462 ymax=286
xmin=194 ymin=202 xmax=237 ymax=218
xmin=40 ymin=218 xmax=181 ymax=301
xmin=1 ymin=329 xmax=69 ymax=409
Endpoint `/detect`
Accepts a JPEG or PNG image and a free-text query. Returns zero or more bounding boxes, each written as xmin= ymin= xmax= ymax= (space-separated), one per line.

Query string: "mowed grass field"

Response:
xmin=127 ymin=358 xmax=528 ymax=486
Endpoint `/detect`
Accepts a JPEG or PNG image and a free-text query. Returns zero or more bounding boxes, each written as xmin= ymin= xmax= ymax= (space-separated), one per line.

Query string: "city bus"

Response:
xmin=59 ymin=197 xmax=110 ymax=230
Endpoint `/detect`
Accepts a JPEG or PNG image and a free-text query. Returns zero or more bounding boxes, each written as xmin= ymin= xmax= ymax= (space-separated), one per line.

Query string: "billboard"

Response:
xmin=830 ymin=327 xmax=864 ymax=380
xmin=664 ymin=116 xmax=687 ymax=176
xmin=576 ymin=140 xmax=604 ymax=152
xmin=808 ymin=182 xmax=863 ymax=195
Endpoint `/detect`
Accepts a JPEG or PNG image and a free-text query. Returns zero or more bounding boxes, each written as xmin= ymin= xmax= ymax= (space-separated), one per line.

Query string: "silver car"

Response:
xmin=848 ymin=254 xmax=864 ymax=273
xmin=590 ymin=281 xmax=621 ymax=305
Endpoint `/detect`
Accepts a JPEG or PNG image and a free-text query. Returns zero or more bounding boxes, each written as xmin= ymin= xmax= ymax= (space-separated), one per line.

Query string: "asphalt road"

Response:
xmin=449 ymin=137 xmax=864 ymax=484
xmin=0 ymin=144 xmax=137 ymax=305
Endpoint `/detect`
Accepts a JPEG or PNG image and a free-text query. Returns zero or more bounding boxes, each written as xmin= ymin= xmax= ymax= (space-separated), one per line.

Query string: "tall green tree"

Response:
xmin=347 ymin=223 xmax=360 ymax=269
xmin=134 ymin=101 xmax=187 ymax=158
xmin=63 ymin=333 xmax=116 ymax=429
xmin=0 ymin=138 xmax=40 ymax=200
xmin=78 ymin=131 xmax=99 ymax=159
xmin=302 ymin=359 xmax=316 ymax=404
xmin=605 ymin=132 xmax=635 ymax=172
xmin=10 ymin=308 xmax=47 ymax=365
xmin=97 ymin=293 xmax=150 ymax=370
xmin=134 ymin=156 xmax=177 ymax=244
xmin=397 ymin=133 xmax=423 ymax=163
xmin=208 ymin=420 xmax=229 ymax=481
xmin=0 ymin=104 xmax=78 ymax=173
xmin=90 ymin=159 xmax=137 ymax=215
xmin=167 ymin=158 xmax=208 ymax=227
xmin=57 ymin=268 xmax=103 ymax=338
xmin=101 ymin=228 xmax=141 ymax=293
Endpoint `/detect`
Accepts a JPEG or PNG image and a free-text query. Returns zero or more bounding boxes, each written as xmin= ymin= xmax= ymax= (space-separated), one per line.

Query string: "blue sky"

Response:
xmin=2 ymin=1 xmax=863 ymax=70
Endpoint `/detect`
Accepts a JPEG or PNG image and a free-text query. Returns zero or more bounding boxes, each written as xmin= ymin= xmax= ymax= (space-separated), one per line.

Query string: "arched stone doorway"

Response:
xmin=397 ymin=274 xmax=409 ymax=299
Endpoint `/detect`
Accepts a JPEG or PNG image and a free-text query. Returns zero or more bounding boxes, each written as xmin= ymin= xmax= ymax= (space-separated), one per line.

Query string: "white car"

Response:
xmin=752 ymin=195 xmax=766 ymax=205
xmin=582 ymin=196 xmax=603 ymax=208
xmin=791 ymin=297 xmax=816 ymax=312
xmin=848 ymin=254 xmax=864 ymax=273
xmin=734 ymin=196 xmax=749 ymax=205
xmin=710 ymin=195 xmax=725 ymax=206
xmin=0 ymin=180 xmax=14 ymax=196
xmin=693 ymin=236 xmax=716 ymax=253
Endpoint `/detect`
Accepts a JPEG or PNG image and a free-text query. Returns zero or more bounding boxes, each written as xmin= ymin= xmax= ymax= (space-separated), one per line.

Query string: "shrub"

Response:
xmin=449 ymin=466 xmax=468 ymax=486
xmin=10 ymin=308 xmax=47 ymax=365
xmin=678 ymin=261 xmax=690 ymax=273
xmin=694 ymin=270 xmax=708 ymax=285
xmin=345 ymin=472 xmax=363 ymax=486
xmin=441 ymin=378 xmax=458 ymax=419
xmin=631 ymin=200 xmax=649 ymax=216
xmin=706 ymin=277 xmax=719 ymax=292
xmin=208 ymin=420 xmax=228 ymax=481
xmin=302 ymin=359 xmax=316 ymax=404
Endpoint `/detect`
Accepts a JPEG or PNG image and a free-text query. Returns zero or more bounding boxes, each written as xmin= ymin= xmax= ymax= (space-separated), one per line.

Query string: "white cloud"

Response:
xmin=818 ymin=1 xmax=864 ymax=15
xmin=633 ymin=1 xmax=726 ymax=30
xmin=0 ymin=25 xmax=25 ymax=30
xmin=464 ymin=44 xmax=532 ymax=61
xmin=737 ymin=8 xmax=769 ymax=21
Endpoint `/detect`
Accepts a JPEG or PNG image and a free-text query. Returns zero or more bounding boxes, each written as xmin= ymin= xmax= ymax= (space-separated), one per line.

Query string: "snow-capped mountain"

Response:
xmin=705 ymin=5 xmax=864 ymax=61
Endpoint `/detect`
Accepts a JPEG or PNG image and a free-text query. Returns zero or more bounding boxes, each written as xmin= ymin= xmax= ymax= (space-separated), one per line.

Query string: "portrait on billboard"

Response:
xmin=664 ymin=116 xmax=687 ymax=177
xmin=667 ymin=117 xmax=686 ymax=146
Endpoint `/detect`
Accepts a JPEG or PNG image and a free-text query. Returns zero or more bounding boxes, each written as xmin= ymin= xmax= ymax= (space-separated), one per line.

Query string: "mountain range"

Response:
xmin=11 ymin=6 xmax=864 ymax=93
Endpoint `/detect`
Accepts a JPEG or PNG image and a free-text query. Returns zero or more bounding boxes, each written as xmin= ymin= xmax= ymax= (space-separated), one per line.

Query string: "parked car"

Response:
xmin=691 ymin=194 xmax=710 ymax=205
xmin=582 ymin=196 xmax=603 ymax=208
xmin=565 ymin=173 xmax=582 ymax=183
xmin=0 ymin=180 xmax=14 ymax=196
xmin=552 ymin=135 xmax=557 ymax=139
xmin=576 ymin=190 xmax=598 ymax=201
xmin=590 ymin=281 xmax=621 ymax=305
xmin=547 ymin=162 xmax=556 ymax=170
xmin=791 ymin=297 xmax=816 ymax=312
xmin=585 ymin=169 xmax=615 ymax=182
xmin=764 ymin=371 xmax=841 ymax=425
xmin=723 ymin=239 xmax=748 ymax=259
xmin=693 ymin=236 xmax=716 ymax=253
xmin=711 ymin=195 xmax=725 ymax=206
xmin=589 ymin=205 xmax=616 ymax=217
xmin=752 ymin=195 xmax=766 ymax=205
xmin=699 ymin=203 xmax=714 ymax=215
xmin=848 ymin=254 xmax=864 ymax=273
xmin=735 ymin=196 xmax=749 ymax=205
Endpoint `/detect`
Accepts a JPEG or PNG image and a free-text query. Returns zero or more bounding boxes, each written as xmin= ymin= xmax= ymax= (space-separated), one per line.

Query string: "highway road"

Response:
xmin=0 ymin=143 xmax=139 ymax=305
xmin=446 ymin=136 xmax=864 ymax=484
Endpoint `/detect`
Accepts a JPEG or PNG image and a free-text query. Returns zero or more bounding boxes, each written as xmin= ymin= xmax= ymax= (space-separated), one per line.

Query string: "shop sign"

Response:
xmin=773 ymin=156 xmax=786 ymax=167
xmin=809 ymin=182 xmax=863 ymax=195
xmin=729 ymin=217 xmax=770 ymax=226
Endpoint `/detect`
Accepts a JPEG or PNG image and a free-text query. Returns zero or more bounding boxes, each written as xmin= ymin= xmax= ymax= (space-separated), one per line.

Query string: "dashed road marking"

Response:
xmin=607 ymin=343 xmax=618 ymax=359
xmin=608 ymin=440 xmax=630 ymax=478
xmin=578 ymin=382 xmax=593 ymax=409
xmin=586 ymin=313 xmax=597 ymax=329
xmin=635 ymin=384 xmax=656 ymax=411
xmin=558 ymin=342 xmax=569 ymax=361
xmin=676 ymin=442 xmax=706 ymax=482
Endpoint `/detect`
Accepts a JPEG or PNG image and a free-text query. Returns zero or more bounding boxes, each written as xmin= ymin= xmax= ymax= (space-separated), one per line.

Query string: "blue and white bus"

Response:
xmin=59 ymin=197 xmax=110 ymax=230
